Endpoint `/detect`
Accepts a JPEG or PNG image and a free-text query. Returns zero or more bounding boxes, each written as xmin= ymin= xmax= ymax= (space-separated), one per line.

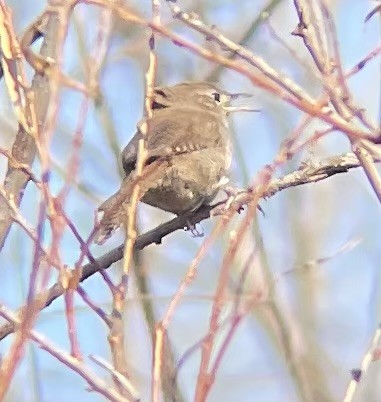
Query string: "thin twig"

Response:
xmin=0 ymin=305 xmax=130 ymax=402
xmin=343 ymin=323 xmax=381 ymax=402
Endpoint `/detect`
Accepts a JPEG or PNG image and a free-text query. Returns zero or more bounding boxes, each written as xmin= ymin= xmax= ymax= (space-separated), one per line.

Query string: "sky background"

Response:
xmin=0 ymin=0 xmax=381 ymax=401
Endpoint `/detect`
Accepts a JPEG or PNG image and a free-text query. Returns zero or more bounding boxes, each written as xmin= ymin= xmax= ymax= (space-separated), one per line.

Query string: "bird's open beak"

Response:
xmin=224 ymin=106 xmax=260 ymax=113
xmin=229 ymin=92 xmax=253 ymax=100
xmin=224 ymin=92 xmax=259 ymax=113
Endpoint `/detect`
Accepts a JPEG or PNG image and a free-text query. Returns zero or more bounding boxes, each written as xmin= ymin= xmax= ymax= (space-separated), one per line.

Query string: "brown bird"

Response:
xmin=95 ymin=81 xmax=253 ymax=244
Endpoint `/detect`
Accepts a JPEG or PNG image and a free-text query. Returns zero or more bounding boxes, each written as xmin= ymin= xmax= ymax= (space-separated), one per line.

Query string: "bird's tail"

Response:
xmin=94 ymin=190 xmax=125 ymax=245
xmin=94 ymin=160 xmax=168 ymax=244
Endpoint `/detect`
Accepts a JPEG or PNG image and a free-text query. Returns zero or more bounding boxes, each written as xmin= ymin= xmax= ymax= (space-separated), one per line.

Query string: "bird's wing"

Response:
xmin=95 ymin=158 xmax=170 ymax=244
xmin=121 ymin=107 xmax=227 ymax=174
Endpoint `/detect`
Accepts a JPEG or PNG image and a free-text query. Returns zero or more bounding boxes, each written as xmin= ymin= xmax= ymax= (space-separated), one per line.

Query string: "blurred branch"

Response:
xmin=144 ymin=3 xmax=185 ymax=402
xmin=85 ymin=0 xmax=376 ymax=142
xmin=166 ymin=0 xmax=314 ymax=104
xmin=288 ymin=3 xmax=381 ymax=399
xmin=72 ymin=12 xmax=123 ymax=176
xmin=293 ymin=0 xmax=381 ymax=208
xmin=0 ymin=3 xmax=73 ymax=396
xmin=0 ymin=9 xmax=62 ymax=251
xmin=206 ymin=0 xmax=284 ymax=82
xmin=0 ymin=305 xmax=132 ymax=402
xmin=352 ymin=141 xmax=381 ymax=203
xmin=90 ymin=354 xmax=140 ymax=401
xmin=365 ymin=3 xmax=381 ymax=23
xmin=0 ymin=12 xmax=43 ymax=81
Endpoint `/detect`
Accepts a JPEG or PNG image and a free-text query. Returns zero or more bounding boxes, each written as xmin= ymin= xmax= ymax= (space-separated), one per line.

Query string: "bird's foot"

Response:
xmin=184 ymin=221 xmax=204 ymax=237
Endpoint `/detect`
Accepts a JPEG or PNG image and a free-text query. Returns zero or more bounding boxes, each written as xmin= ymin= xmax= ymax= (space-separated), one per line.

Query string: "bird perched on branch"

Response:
xmin=95 ymin=81 xmax=254 ymax=244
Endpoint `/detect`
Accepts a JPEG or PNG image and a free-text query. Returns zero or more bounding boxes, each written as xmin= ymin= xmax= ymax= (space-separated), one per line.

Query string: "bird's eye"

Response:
xmin=155 ymin=89 xmax=168 ymax=98
xmin=212 ymin=92 xmax=221 ymax=102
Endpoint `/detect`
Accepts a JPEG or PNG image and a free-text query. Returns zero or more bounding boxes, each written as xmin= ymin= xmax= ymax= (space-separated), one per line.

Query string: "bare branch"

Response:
xmin=0 ymin=150 xmax=375 ymax=343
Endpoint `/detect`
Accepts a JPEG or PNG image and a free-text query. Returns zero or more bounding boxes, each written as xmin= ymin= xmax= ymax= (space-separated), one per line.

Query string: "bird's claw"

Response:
xmin=184 ymin=221 xmax=204 ymax=237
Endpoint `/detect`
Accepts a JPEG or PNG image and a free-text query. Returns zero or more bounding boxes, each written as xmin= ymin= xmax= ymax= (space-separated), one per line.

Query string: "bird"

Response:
xmin=95 ymin=81 xmax=253 ymax=244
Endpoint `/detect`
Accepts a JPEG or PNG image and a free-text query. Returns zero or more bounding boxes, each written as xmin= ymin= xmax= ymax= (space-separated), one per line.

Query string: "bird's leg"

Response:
xmin=183 ymin=199 xmax=206 ymax=237
xmin=184 ymin=221 xmax=204 ymax=237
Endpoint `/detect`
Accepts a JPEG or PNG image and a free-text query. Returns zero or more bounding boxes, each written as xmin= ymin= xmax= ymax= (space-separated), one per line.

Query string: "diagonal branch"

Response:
xmin=0 ymin=151 xmax=375 ymax=342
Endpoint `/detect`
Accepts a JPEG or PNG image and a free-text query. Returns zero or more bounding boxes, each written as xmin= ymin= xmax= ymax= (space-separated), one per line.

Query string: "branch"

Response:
xmin=0 ymin=305 xmax=131 ymax=402
xmin=0 ymin=151 xmax=374 ymax=342
xmin=0 ymin=12 xmax=61 ymax=250
xmin=343 ymin=323 xmax=381 ymax=402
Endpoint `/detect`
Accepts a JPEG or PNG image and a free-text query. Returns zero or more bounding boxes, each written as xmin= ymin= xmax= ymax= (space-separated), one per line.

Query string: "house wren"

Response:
xmin=95 ymin=82 xmax=253 ymax=244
